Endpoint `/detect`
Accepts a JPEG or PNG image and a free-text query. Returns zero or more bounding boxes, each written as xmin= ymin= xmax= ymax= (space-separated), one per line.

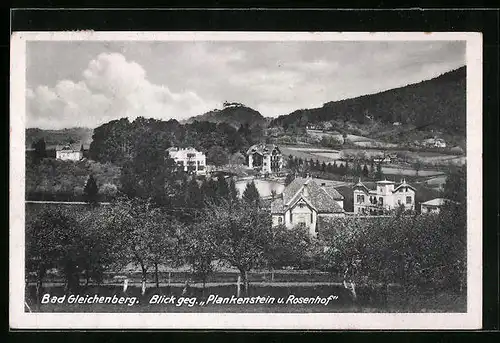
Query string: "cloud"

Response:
xmin=26 ymin=52 xmax=213 ymax=129
xmin=26 ymin=41 xmax=466 ymax=128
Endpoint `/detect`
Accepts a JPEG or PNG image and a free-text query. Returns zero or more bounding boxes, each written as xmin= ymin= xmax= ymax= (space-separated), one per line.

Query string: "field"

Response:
xmin=281 ymin=145 xmax=459 ymax=178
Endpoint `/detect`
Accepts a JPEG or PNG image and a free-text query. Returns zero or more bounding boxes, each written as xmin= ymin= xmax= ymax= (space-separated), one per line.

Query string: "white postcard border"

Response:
xmin=10 ymin=31 xmax=483 ymax=330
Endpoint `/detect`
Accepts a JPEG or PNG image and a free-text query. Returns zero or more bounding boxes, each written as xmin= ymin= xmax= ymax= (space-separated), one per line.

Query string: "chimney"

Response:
xmin=302 ymin=181 xmax=310 ymax=197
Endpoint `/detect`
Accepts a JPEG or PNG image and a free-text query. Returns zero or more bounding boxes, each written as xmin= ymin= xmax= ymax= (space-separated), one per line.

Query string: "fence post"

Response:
xmin=168 ymin=272 xmax=171 ymax=286
xmin=123 ymin=278 xmax=128 ymax=293
xmin=237 ymin=275 xmax=241 ymax=297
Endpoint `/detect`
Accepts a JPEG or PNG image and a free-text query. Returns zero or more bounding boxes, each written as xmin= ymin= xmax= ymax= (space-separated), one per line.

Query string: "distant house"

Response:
xmin=271 ymin=177 xmax=345 ymax=236
xmin=393 ymin=122 xmax=402 ymax=126
xmin=246 ymin=144 xmax=283 ymax=174
xmin=353 ymin=178 xmax=416 ymax=215
xmin=373 ymin=155 xmax=392 ymax=164
xmin=423 ymin=137 xmax=447 ymax=148
xmin=167 ymin=147 xmax=206 ymax=175
xmin=56 ymin=145 xmax=83 ymax=161
xmin=421 ymin=198 xmax=456 ymax=214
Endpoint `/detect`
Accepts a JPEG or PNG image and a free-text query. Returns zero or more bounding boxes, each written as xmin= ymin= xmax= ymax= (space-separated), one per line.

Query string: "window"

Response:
xmin=379 ymin=197 xmax=383 ymax=205
xmin=299 ymin=203 xmax=305 ymax=208
xmin=290 ymin=212 xmax=293 ymax=223
xmin=356 ymin=195 xmax=365 ymax=203
xmin=278 ymin=217 xmax=283 ymax=224
xmin=397 ymin=199 xmax=401 ymax=205
xmin=406 ymin=196 xmax=412 ymax=204
xmin=310 ymin=212 xmax=313 ymax=223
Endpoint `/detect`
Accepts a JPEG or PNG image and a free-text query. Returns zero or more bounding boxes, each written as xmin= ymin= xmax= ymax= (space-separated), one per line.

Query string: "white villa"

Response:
xmin=271 ymin=177 xmax=345 ymax=236
xmin=56 ymin=145 xmax=83 ymax=161
xmin=353 ymin=178 xmax=416 ymax=215
xmin=167 ymin=147 xmax=206 ymax=175
xmin=246 ymin=144 xmax=283 ymax=174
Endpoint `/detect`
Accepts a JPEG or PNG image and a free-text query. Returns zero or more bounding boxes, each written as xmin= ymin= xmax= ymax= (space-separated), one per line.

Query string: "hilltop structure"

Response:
xmin=271 ymin=177 xmax=345 ymax=236
xmin=167 ymin=147 xmax=207 ymax=175
xmin=56 ymin=144 xmax=83 ymax=161
xmin=246 ymin=144 xmax=283 ymax=174
xmin=353 ymin=178 xmax=416 ymax=215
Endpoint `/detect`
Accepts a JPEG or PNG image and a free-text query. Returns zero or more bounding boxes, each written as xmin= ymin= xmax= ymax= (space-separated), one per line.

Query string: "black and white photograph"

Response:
xmin=10 ymin=31 xmax=482 ymax=329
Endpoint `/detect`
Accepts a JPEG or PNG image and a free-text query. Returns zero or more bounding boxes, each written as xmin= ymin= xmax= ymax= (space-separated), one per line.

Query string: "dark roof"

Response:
xmin=322 ymin=185 xmax=344 ymax=200
xmin=246 ymin=143 xmax=281 ymax=156
xmin=56 ymin=143 xmax=83 ymax=152
xmin=392 ymin=181 xmax=416 ymax=192
xmin=273 ymin=177 xmax=344 ymax=214
xmin=271 ymin=196 xmax=285 ymax=214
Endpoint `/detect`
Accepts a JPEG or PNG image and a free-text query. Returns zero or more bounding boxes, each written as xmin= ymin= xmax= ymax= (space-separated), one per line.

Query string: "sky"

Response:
xmin=25 ymin=40 xmax=466 ymax=129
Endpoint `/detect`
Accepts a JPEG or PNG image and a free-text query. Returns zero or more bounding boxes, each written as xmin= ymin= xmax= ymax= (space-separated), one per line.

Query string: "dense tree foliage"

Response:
xmin=242 ymin=181 xmax=260 ymax=207
xmin=83 ymin=174 xmax=99 ymax=205
xmin=89 ymin=117 xmax=253 ymax=166
xmin=25 ymin=158 xmax=121 ymax=202
xmin=31 ymin=138 xmax=47 ymax=163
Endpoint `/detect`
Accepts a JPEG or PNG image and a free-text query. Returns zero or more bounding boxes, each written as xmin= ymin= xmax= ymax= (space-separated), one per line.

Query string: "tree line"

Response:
xmin=286 ymin=155 xmax=383 ymax=181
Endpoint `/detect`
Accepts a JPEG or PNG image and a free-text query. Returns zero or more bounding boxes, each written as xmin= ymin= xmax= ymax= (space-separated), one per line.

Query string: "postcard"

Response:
xmin=10 ymin=31 xmax=482 ymax=329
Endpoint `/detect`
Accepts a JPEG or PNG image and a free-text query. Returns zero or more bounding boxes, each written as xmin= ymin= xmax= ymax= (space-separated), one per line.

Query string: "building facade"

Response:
xmin=246 ymin=144 xmax=283 ymax=174
xmin=421 ymin=198 xmax=453 ymax=214
xmin=56 ymin=145 xmax=83 ymax=161
xmin=271 ymin=177 xmax=345 ymax=236
xmin=353 ymin=178 xmax=416 ymax=215
xmin=167 ymin=147 xmax=207 ymax=175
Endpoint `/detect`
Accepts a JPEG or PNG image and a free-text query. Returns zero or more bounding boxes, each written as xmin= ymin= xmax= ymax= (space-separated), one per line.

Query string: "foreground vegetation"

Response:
xmin=26 ymin=165 xmax=466 ymax=312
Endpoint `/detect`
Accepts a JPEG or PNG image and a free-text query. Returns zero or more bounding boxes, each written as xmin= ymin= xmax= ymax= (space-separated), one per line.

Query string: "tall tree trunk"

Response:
xmin=239 ymin=269 xmax=248 ymax=296
xmin=236 ymin=275 xmax=241 ymax=297
xmin=36 ymin=272 xmax=43 ymax=309
xmin=140 ymin=261 xmax=147 ymax=296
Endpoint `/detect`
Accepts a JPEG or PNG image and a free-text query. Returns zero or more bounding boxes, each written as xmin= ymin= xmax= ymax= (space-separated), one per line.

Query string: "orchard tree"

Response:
xmin=181 ymin=221 xmax=217 ymax=295
xmin=264 ymin=224 xmax=312 ymax=280
xmin=26 ymin=209 xmax=84 ymax=298
xmin=202 ymin=201 xmax=272 ymax=295
xmin=109 ymin=198 xmax=182 ymax=294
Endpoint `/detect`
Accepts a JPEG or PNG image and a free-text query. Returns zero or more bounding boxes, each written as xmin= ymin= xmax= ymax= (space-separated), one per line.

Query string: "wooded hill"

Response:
xmin=182 ymin=102 xmax=267 ymax=129
xmin=26 ymin=127 xmax=93 ymax=149
xmin=270 ymin=67 xmax=466 ymax=136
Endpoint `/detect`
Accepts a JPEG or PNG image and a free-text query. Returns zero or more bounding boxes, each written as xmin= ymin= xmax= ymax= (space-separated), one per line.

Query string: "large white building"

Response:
xmin=271 ymin=177 xmax=345 ymax=236
xmin=246 ymin=144 xmax=283 ymax=174
xmin=353 ymin=178 xmax=416 ymax=215
xmin=167 ymin=147 xmax=206 ymax=175
xmin=56 ymin=145 xmax=83 ymax=161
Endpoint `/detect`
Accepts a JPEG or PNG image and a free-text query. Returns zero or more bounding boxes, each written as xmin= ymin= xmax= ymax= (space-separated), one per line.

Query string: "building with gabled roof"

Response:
xmin=270 ymin=177 xmax=345 ymax=236
xmin=353 ymin=178 xmax=416 ymax=215
xmin=246 ymin=143 xmax=283 ymax=174
xmin=421 ymin=198 xmax=457 ymax=214
xmin=56 ymin=144 xmax=84 ymax=161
